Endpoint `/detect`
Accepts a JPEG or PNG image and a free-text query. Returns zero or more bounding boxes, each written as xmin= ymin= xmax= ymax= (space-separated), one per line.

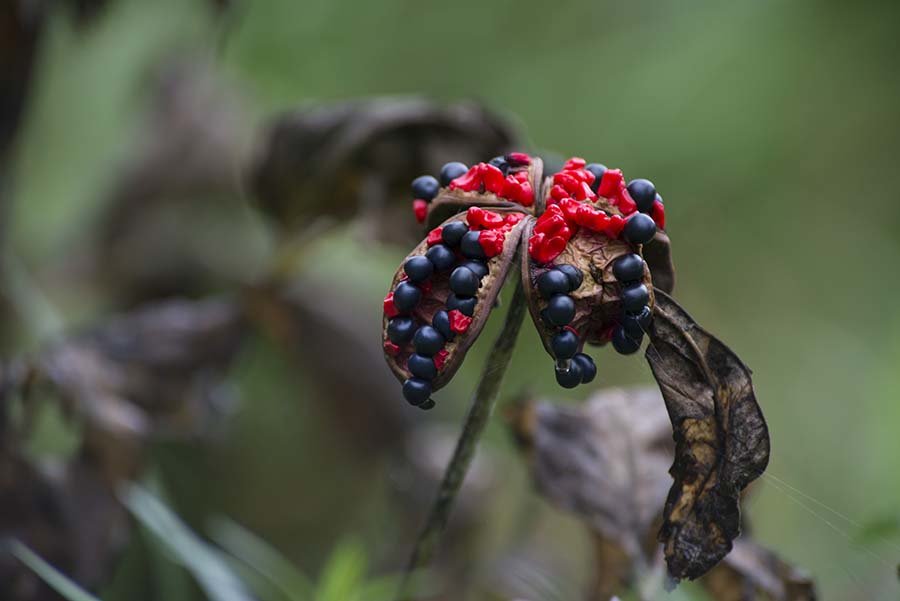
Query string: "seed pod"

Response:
xmin=521 ymin=201 xmax=654 ymax=361
xmin=424 ymin=157 xmax=543 ymax=229
xmin=383 ymin=208 xmax=530 ymax=392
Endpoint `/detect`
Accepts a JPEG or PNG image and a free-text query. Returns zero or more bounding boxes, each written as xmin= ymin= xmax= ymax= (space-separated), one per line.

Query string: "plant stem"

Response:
xmin=401 ymin=277 xmax=528 ymax=587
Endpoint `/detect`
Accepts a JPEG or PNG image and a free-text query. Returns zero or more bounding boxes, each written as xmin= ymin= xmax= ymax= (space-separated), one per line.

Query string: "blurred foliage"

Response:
xmin=2 ymin=0 xmax=900 ymax=599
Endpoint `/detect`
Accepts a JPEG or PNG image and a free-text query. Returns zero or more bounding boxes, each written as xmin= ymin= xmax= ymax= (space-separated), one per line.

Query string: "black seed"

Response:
xmin=488 ymin=156 xmax=509 ymax=175
xmin=439 ymin=162 xmax=468 ymax=187
xmin=411 ymin=175 xmax=440 ymax=201
xmin=426 ymin=244 xmax=455 ymax=271
xmin=413 ymin=326 xmax=445 ymax=356
xmin=441 ymin=221 xmax=468 ymax=247
xmin=419 ymin=398 xmax=436 ymax=410
xmin=408 ymin=353 xmax=437 ymax=380
xmin=460 ymin=231 xmax=486 ymax=260
xmin=393 ymin=282 xmax=421 ymax=312
xmin=402 ymin=378 xmax=431 ymax=405
xmin=573 ymin=353 xmax=596 ymax=383
xmin=613 ymin=253 xmax=645 ymax=283
xmin=537 ymin=269 xmax=570 ymax=299
xmin=404 ymin=255 xmax=433 ymax=283
xmin=432 ymin=310 xmax=453 ymax=341
xmin=544 ymin=294 xmax=575 ymax=326
xmin=622 ymin=306 xmax=652 ymax=338
xmin=387 ymin=317 xmax=416 ymax=344
xmin=446 ymin=293 xmax=476 ymax=317
xmin=551 ymin=330 xmax=579 ymax=360
xmin=554 ymin=264 xmax=583 ymax=291
xmin=621 ymin=283 xmax=650 ymax=312
xmin=611 ymin=326 xmax=642 ymax=355
xmin=623 ymin=213 xmax=657 ymax=245
xmin=586 ymin=163 xmax=607 ymax=192
xmin=450 ymin=266 xmax=479 ymax=297
xmin=627 ymin=178 xmax=656 ymax=213
xmin=461 ymin=260 xmax=488 ymax=279
xmin=555 ymin=362 xmax=582 ymax=389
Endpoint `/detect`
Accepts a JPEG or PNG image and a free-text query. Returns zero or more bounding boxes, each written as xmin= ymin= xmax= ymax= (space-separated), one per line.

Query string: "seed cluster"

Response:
xmin=528 ymin=158 xmax=665 ymax=265
xmin=609 ymin=253 xmax=653 ymax=354
xmin=410 ymin=153 xmax=535 ymax=223
xmin=384 ymin=203 xmax=521 ymax=409
xmin=534 ymin=264 xmax=597 ymax=388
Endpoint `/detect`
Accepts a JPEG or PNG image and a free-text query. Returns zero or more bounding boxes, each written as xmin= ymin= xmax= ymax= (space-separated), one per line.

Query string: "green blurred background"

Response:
xmin=4 ymin=0 xmax=900 ymax=599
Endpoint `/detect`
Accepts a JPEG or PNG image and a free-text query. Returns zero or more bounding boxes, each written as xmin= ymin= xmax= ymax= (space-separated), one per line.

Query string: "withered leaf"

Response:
xmin=702 ymin=538 xmax=817 ymax=601
xmin=645 ymin=290 xmax=770 ymax=580
xmin=252 ymin=98 xmax=519 ymax=244
xmin=642 ymin=231 xmax=675 ymax=294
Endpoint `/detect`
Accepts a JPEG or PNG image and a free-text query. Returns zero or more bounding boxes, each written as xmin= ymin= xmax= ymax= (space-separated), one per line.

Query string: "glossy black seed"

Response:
xmin=621 ymin=283 xmax=650 ymax=312
xmin=613 ymin=253 xmax=645 ymax=283
xmin=573 ymin=353 xmax=597 ymax=383
xmin=446 ymin=293 xmax=476 ymax=317
xmin=544 ymin=294 xmax=575 ymax=326
xmin=441 ymin=221 xmax=468 ymax=247
xmin=488 ymin=156 xmax=509 ymax=175
xmin=426 ymin=244 xmax=455 ymax=271
xmin=411 ymin=175 xmax=440 ymax=201
xmin=555 ymin=362 xmax=582 ymax=389
xmin=460 ymin=231 xmax=486 ymax=260
xmin=461 ymin=260 xmax=488 ymax=279
xmin=622 ymin=306 xmax=652 ymax=338
xmin=402 ymin=378 xmax=431 ymax=405
xmin=611 ymin=326 xmax=642 ymax=355
xmin=413 ymin=326 xmax=445 ymax=356
xmin=555 ymin=264 xmax=583 ymax=291
xmin=627 ymin=178 xmax=657 ymax=213
xmin=551 ymin=330 xmax=579 ymax=360
xmin=408 ymin=353 xmax=437 ymax=380
xmin=439 ymin=162 xmax=468 ymax=187
xmin=450 ymin=266 xmax=479 ymax=297
xmin=387 ymin=317 xmax=416 ymax=344
xmin=393 ymin=282 xmax=421 ymax=312
xmin=419 ymin=398 xmax=436 ymax=410
xmin=623 ymin=213 xmax=657 ymax=245
xmin=404 ymin=255 xmax=433 ymax=283
xmin=432 ymin=310 xmax=453 ymax=341
xmin=586 ymin=163 xmax=607 ymax=192
xmin=537 ymin=269 xmax=570 ymax=299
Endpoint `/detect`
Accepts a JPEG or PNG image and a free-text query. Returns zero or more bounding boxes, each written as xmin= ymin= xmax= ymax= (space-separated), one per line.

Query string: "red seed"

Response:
xmin=597 ymin=168 xmax=623 ymax=197
xmin=479 ymin=229 xmax=506 ymax=257
xmin=616 ymin=188 xmax=638 ymax=215
xmin=563 ymin=157 xmax=586 ymax=170
xmin=448 ymin=310 xmax=473 ymax=334
xmin=604 ymin=214 xmax=626 ymax=238
xmin=651 ymin=199 xmax=666 ymax=229
xmin=482 ymin=163 xmax=507 ymax=195
xmin=412 ymin=199 xmax=427 ymax=223
xmin=448 ymin=164 xmax=483 ymax=191
xmin=426 ymin=227 xmax=444 ymax=246
xmin=383 ymin=293 xmax=399 ymax=318
xmin=467 ymin=206 xmax=505 ymax=229
xmin=506 ymin=152 xmax=531 ymax=165
xmin=433 ymin=348 xmax=450 ymax=370
xmin=384 ymin=340 xmax=401 ymax=355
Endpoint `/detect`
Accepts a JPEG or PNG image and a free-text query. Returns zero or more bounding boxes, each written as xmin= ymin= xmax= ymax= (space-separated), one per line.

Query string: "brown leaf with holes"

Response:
xmin=645 ymin=290 xmax=770 ymax=580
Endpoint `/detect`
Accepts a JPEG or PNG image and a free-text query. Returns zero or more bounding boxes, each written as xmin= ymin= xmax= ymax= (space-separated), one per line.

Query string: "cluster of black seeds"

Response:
xmin=609 ymin=253 xmax=652 ymax=354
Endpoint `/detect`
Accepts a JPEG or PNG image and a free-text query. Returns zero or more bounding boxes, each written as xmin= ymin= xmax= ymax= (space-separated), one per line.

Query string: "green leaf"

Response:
xmin=6 ymin=539 xmax=102 ymax=601
xmin=119 ymin=483 xmax=255 ymax=601
xmin=315 ymin=539 xmax=367 ymax=601
xmin=208 ymin=516 xmax=314 ymax=601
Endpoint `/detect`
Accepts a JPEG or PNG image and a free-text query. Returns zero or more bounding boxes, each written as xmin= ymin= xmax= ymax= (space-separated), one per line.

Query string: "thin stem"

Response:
xmin=401 ymin=277 xmax=528 ymax=591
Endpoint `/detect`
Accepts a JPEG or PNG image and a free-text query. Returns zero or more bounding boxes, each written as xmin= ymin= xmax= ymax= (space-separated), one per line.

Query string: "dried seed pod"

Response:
xmin=382 ymin=209 xmax=529 ymax=396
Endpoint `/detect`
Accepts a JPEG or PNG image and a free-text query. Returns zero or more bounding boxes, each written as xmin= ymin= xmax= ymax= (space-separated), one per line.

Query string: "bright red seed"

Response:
xmin=448 ymin=310 xmax=473 ymax=334
xmin=433 ymin=348 xmax=450 ymax=370
xmin=616 ymin=188 xmax=638 ymax=215
xmin=597 ymin=168 xmax=624 ymax=197
xmin=384 ymin=340 xmax=401 ymax=355
xmin=426 ymin=227 xmax=444 ymax=246
xmin=651 ymin=199 xmax=666 ymax=229
xmin=482 ymin=163 xmax=506 ymax=195
xmin=467 ymin=206 xmax=505 ymax=229
xmin=604 ymin=214 xmax=626 ymax=238
xmin=563 ymin=157 xmax=586 ymax=170
xmin=383 ymin=293 xmax=399 ymax=318
xmin=506 ymin=152 xmax=531 ymax=165
xmin=449 ymin=164 xmax=484 ymax=192
xmin=412 ymin=199 xmax=427 ymax=224
xmin=479 ymin=229 xmax=506 ymax=257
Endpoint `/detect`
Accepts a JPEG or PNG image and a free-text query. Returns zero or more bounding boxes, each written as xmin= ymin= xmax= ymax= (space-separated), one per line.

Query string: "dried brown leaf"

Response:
xmin=252 ymin=98 xmax=520 ymax=244
xmin=645 ymin=290 xmax=770 ymax=580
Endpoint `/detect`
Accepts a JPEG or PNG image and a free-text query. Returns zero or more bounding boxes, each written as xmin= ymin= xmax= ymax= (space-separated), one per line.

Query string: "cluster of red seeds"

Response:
xmin=447 ymin=153 xmax=534 ymax=206
xmin=425 ymin=207 xmax=524 ymax=257
xmin=529 ymin=158 xmax=666 ymax=265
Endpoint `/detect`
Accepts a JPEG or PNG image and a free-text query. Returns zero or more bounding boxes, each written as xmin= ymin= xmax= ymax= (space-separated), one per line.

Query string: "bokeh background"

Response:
xmin=2 ymin=0 xmax=899 ymax=599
